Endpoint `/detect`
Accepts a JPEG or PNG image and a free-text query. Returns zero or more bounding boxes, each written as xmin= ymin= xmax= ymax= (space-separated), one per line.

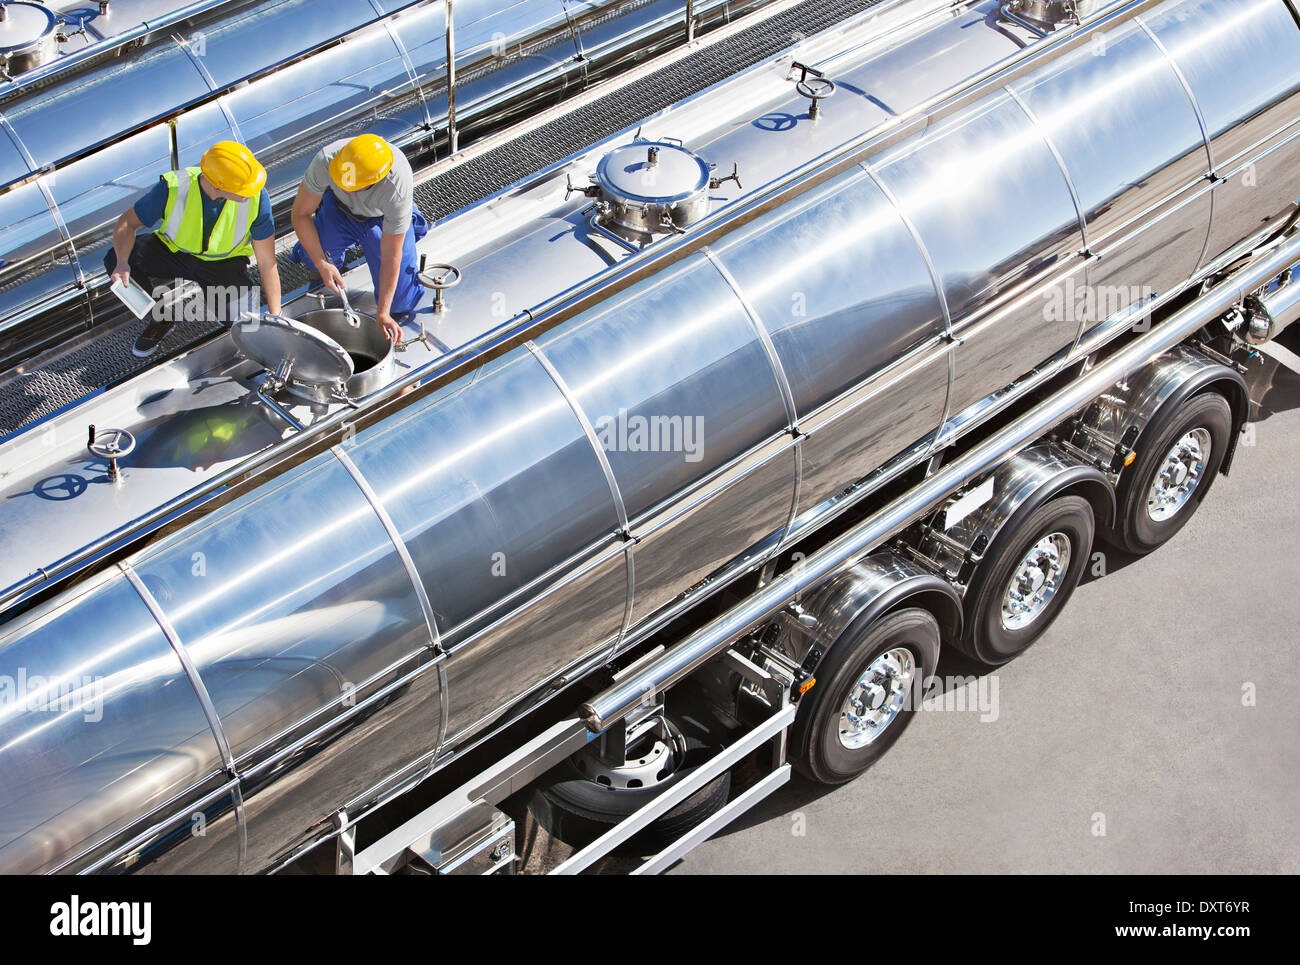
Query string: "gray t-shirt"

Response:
xmin=303 ymin=138 xmax=415 ymax=235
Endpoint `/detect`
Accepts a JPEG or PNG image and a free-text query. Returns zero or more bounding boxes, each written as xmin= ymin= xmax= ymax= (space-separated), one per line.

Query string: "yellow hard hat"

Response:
xmin=200 ymin=141 xmax=266 ymax=197
xmin=329 ymin=135 xmax=394 ymax=192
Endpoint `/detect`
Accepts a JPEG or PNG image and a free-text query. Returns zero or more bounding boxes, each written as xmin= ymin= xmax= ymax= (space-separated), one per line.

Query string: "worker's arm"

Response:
xmin=251 ymin=236 xmax=282 ymax=315
xmin=374 ymin=231 xmax=405 ymax=342
xmin=109 ymin=208 xmax=143 ymax=285
xmin=290 ymin=184 xmax=345 ymax=295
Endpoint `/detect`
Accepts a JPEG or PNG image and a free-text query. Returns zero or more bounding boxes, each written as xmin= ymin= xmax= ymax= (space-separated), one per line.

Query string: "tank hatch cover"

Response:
xmin=231 ymin=312 xmax=354 ymax=390
xmin=0 ymin=3 xmax=56 ymax=56
xmin=595 ymin=141 xmax=711 ymax=206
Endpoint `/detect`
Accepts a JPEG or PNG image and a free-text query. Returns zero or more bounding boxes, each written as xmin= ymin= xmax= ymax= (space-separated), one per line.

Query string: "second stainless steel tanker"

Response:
xmin=0 ymin=0 xmax=772 ymax=364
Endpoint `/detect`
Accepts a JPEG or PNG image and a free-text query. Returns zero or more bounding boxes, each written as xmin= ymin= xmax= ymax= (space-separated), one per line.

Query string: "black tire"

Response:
xmin=1105 ymin=392 xmax=1232 ymax=555
xmin=527 ymin=721 xmax=730 ymax=855
xmin=958 ymin=495 xmax=1094 ymax=666
xmin=789 ymin=607 xmax=940 ymax=785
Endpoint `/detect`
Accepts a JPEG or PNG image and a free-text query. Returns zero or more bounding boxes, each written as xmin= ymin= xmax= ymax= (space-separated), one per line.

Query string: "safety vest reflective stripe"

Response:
xmin=211 ymin=197 xmax=252 ymax=259
xmin=158 ymin=168 xmax=258 ymax=260
xmin=163 ymin=172 xmax=191 ymax=241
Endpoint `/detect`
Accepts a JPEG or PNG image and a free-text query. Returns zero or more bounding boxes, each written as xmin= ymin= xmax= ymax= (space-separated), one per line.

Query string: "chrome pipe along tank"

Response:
xmin=1 ymin=0 xmax=1299 ymax=874
xmin=0 ymin=0 xmax=774 ymax=364
xmin=1258 ymin=272 xmax=1300 ymax=337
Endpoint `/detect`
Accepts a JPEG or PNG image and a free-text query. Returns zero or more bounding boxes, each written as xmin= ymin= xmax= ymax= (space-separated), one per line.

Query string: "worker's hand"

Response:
xmin=376 ymin=309 xmax=403 ymax=343
xmin=110 ymin=264 xmax=130 ymax=287
xmin=319 ymin=260 xmax=345 ymax=296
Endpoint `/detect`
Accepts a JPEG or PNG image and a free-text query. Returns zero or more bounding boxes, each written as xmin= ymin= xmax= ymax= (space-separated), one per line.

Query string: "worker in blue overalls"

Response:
xmin=290 ymin=134 xmax=428 ymax=343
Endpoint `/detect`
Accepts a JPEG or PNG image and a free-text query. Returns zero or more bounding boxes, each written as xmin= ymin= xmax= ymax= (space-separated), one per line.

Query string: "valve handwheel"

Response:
xmin=418 ymin=263 xmax=461 ymax=290
xmin=418 ymin=263 xmax=461 ymax=315
xmin=797 ymin=77 xmax=836 ymax=119
xmin=87 ymin=427 xmax=135 ymax=461
xmin=87 ymin=426 xmax=135 ymax=482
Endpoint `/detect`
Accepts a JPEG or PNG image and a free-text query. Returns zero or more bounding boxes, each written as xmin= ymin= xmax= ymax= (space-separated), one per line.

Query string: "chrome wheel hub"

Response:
xmin=1001 ymin=532 xmax=1071 ymax=631
xmin=1147 ymin=428 xmax=1211 ymax=522
xmin=838 ymin=647 xmax=916 ymax=750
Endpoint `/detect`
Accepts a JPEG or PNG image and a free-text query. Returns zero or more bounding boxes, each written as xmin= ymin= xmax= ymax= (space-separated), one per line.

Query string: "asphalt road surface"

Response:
xmin=673 ymin=330 xmax=1300 ymax=875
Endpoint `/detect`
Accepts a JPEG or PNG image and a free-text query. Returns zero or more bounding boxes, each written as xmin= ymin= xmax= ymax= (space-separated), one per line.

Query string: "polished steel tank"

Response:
xmin=0 ymin=0 xmax=1298 ymax=874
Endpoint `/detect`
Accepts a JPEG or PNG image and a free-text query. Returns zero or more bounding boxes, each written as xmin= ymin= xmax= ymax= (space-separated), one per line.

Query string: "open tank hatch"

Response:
xmin=232 ymin=309 xmax=395 ymax=405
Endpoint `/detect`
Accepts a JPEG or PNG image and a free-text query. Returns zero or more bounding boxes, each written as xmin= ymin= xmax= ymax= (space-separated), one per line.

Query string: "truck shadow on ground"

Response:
xmin=1080 ymin=544 xmax=1142 ymax=585
xmin=715 ymin=647 xmax=1005 ymax=839
xmin=711 ymin=517 xmax=1190 ymax=839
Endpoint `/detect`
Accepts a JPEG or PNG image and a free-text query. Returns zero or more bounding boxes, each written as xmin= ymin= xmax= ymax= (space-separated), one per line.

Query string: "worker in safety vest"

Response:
xmin=290 ymin=134 xmax=428 ymax=343
xmin=107 ymin=141 xmax=281 ymax=359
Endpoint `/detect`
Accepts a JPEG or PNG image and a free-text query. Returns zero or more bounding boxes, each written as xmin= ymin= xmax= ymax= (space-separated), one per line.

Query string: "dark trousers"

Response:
xmin=105 ymin=234 xmax=254 ymax=324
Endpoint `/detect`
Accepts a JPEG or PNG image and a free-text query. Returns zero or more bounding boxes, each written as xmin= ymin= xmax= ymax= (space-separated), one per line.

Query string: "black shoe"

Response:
xmin=132 ymin=319 xmax=176 ymax=358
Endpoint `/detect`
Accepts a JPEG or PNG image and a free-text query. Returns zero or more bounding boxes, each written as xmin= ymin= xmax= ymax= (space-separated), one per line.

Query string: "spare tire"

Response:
xmin=527 ymin=711 xmax=731 ymax=855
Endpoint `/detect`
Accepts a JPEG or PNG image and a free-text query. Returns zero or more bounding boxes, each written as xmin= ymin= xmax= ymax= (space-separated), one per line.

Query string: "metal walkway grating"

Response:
xmin=0 ymin=0 xmax=883 ymax=438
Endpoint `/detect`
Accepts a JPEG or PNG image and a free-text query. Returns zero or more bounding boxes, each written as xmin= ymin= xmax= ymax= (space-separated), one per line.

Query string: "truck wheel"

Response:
xmin=789 ymin=607 xmax=939 ymax=785
xmin=959 ymin=495 xmax=1094 ymax=665
xmin=527 ymin=711 xmax=731 ymax=855
xmin=1107 ymin=392 xmax=1232 ymax=555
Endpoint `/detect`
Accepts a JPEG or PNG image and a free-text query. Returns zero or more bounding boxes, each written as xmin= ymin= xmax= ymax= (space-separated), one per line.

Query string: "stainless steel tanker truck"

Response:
xmin=1 ymin=0 xmax=1298 ymax=874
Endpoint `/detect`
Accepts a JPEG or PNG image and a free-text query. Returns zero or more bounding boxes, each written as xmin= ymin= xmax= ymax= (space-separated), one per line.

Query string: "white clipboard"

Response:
xmin=110 ymin=277 xmax=158 ymax=320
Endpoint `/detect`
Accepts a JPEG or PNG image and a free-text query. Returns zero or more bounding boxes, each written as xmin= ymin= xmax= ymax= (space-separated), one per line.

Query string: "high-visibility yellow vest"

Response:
xmin=156 ymin=167 xmax=260 ymax=261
